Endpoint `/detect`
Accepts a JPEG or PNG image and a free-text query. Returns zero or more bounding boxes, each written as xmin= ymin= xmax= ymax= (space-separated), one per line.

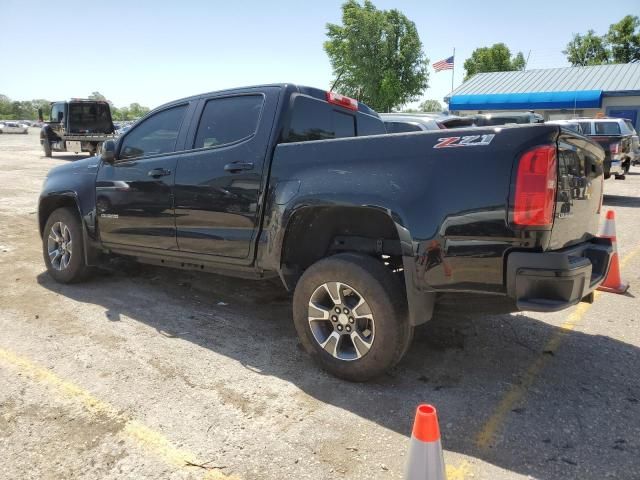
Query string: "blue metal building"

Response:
xmin=446 ymin=63 xmax=640 ymax=129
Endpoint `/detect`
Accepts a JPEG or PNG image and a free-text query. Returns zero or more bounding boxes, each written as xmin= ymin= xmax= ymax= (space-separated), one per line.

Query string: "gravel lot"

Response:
xmin=1 ymin=131 xmax=639 ymax=480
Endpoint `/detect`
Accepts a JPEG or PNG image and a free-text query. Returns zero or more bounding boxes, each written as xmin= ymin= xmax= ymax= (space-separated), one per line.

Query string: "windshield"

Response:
xmin=68 ymin=102 xmax=114 ymax=134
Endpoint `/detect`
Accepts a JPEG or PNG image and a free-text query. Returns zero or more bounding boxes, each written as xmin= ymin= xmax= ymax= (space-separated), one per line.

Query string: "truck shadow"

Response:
xmin=36 ymin=263 xmax=640 ymax=480
xmin=604 ymin=194 xmax=640 ymax=208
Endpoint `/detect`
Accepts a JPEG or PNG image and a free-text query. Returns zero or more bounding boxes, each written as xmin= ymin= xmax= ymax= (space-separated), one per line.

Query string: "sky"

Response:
xmin=2 ymin=0 xmax=638 ymax=110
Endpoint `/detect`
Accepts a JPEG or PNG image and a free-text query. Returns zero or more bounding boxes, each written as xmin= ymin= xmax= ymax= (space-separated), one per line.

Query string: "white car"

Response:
xmin=0 ymin=121 xmax=29 ymax=134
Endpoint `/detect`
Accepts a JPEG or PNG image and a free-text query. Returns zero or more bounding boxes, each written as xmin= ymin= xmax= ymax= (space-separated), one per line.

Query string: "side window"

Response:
xmin=578 ymin=122 xmax=592 ymax=135
xmin=193 ymin=95 xmax=264 ymax=149
xmin=120 ymin=105 xmax=187 ymax=159
xmin=51 ymin=103 xmax=64 ymax=123
xmin=595 ymin=122 xmax=620 ymax=135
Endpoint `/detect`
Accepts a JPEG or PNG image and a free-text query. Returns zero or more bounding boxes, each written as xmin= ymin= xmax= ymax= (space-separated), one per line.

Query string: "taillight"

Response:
xmin=513 ymin=145 xmax=557 ymax=227
xmin=326 ymin=91 xmax=358 ymax=111
xmin=610 ymin=142 xmax=620 ymax=154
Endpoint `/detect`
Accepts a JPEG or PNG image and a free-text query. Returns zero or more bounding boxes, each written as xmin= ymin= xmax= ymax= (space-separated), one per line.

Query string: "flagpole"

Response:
xmin=451 ymin=47 xmax=455 ymax=93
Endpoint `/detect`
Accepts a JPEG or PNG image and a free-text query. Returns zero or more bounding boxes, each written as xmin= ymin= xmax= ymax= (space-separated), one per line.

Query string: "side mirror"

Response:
xmin=57 ymin=111 xmax=64 ymax=122
xmin=101 ymin=140 xmax=116 ymax=163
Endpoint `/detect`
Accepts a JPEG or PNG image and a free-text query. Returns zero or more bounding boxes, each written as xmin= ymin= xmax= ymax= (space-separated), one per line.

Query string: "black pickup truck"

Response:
xmin=39 ymin=84 xmax=613 ymax=381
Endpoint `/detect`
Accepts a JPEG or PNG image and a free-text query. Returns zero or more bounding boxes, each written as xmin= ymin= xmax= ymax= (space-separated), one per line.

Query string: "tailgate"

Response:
xmin=548 ymin=130 xmax=605 ymax=250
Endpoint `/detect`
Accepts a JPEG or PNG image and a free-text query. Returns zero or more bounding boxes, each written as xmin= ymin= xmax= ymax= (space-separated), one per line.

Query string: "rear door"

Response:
xmin=173 ymin=87 xmax=280 ymax=260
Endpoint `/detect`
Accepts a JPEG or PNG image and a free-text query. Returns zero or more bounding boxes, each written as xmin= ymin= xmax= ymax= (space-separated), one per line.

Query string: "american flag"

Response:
xmin=433 ymin=56 xmax=454 ymax=72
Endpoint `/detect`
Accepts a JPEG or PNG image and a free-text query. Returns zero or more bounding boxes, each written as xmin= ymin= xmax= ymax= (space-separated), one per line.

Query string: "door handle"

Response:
xmin=224 ymin=162 xmax=254 ymax=173
xmin=148 ymin=168 xmax=171 ymax=178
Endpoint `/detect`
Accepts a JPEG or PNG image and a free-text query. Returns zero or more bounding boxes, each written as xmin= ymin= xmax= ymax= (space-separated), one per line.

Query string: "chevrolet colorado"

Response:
xmin=39 ymin=84 xmax=613 ymax=381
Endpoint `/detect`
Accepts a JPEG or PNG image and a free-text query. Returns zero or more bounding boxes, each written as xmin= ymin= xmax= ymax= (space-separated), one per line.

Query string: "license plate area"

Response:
xmin=65 ymin=141 xmax=82 ymax=152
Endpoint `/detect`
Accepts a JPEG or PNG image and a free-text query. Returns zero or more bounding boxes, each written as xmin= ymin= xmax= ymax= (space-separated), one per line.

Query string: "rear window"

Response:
xmin=595 ymin=122 xmax=620 ymax=135
xmin=475 ymin=115 xmax=526 ymax=126
xmin=385 ymin=121 xmax=423 ymax=133
xmin=68 ymin=102 xmax=113 ymax=133
xmin=285 ymin=95 xmax=355 ymax=142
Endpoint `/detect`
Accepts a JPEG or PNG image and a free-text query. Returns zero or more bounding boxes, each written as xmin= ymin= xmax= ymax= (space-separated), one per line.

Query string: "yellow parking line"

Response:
xmin=0 ymin=347 xmax=234 ymax=480
xmin=475 ymin=244 xmax=640 ymax=452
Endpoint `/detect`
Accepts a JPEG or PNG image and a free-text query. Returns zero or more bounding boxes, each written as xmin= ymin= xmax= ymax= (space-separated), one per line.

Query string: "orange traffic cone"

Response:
xmin=598 ymin=210 xmax=629 ymax=294
xmin=405 ymin=404 xmax=447 ymax=480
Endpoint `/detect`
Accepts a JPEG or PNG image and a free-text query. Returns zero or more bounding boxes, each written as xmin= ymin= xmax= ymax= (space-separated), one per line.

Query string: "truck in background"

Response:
xmin=39 ymin=99 xmax=116 ymax=157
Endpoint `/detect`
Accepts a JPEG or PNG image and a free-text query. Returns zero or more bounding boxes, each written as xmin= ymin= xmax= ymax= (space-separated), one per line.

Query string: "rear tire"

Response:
xmin=43 ymin=207 xmax=89 ymax=283
xmin=293 ymin=253 xmax=412 ymax=381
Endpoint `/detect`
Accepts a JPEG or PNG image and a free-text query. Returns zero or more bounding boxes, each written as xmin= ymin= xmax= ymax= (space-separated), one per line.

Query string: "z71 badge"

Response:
xmin=433 ymin=134 xmax=495 ymax=149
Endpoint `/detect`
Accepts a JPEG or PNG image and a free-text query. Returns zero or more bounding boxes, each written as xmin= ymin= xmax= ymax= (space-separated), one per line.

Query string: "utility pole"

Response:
xmin=451 ymin=47 xmax=456 ymax=93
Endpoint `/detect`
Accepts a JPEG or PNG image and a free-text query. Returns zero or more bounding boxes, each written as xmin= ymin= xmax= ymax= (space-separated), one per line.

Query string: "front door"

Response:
xmin=96 ymin=103 xmax=190 ymax=250
xmin=173 ymin=88 xmax=279 ymax=259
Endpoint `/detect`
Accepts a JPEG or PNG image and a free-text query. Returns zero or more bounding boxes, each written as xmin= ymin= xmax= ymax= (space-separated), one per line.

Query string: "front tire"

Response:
xmin=293 ymin=253 xmax=412 ymax=381
xmin=42 ymin=207 xmax=89 ymax=283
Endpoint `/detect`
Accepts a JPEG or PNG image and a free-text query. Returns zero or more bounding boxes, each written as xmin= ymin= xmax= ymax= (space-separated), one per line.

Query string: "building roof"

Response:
xmin=446 ymin=63 xmax=640 ymax=111
xmin=447 ymin=63 xmax=640 ymax=98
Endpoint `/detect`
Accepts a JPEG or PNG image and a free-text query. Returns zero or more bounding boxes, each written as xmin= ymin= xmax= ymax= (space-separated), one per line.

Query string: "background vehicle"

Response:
xmin=622 ymin=119 xmax=640 ymax=166
xmin=39 ymin=84 xmax=612 ymax=381
xmin=380 ymin=113 xmax=474 ymax=132
xmin=576 ymin=118 xmax=633 ymax=178
xmin=473 ymin=111 xmax=544 ymax=126
xmin=39 ymin=99 xmax=116 ymax=157
xmin=545 ymin=119 xmax=584 ymax=134
xmin=0 ymin=121 xmax=29 ymax=134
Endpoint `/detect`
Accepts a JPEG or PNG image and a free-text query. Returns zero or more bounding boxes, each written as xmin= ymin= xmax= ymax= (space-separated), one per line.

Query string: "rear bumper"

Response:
xmin=506 ymin=237 xmax=613 ymax=312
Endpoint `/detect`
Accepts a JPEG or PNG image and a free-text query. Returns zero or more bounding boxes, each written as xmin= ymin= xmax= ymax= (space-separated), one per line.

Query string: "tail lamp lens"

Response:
xmin=513 ymin=145 xmax=557 ymax=227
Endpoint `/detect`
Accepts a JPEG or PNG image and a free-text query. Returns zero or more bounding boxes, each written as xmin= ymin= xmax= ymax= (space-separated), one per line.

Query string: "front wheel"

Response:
xmin=43 ymin=139 xmax=52 ymax=157
xmin=293 ymin=253 xmax=412 ymax=381
xmin=42 ymin=207 xmax=89 ymax=283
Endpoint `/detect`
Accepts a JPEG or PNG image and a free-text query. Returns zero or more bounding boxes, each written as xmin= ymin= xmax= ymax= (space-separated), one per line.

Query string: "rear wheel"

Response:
xmin=293 ymin=253 xmax=412 ymax=381
xmin=42 ymin=207 xmax=89 ymax=283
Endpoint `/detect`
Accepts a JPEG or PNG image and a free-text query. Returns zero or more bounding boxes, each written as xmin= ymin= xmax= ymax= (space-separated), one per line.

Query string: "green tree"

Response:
xmin=324 ymin=0 xmax=429 ymax=112
xmin=607 ymin=15 xmax=640 ymax=63
xmin=418 ymin=99 xmax=442 ymax=112
xmin=127 ymin=103 xmax=149 ymax=119
xmin=0 ymin=95 xmax=13 ymax=119
xmin=88 ymin=91 xmax=107 ymax=101
xmin=463 ymin=43 xmax=526 ymax=80
xmin=563 ymin=30 xmax=610 ymax=66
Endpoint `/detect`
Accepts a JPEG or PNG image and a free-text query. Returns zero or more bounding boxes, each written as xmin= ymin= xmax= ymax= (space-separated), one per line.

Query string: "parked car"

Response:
xmin=473 ymin=111 xmax=544 ymax=126
xmin=39 ymin=84 xmax=612 ymax=381
xmin=0 ymin=121 xmax=29 ymax=134
xmin=545 ymin=119 xmax=584 ymax=134
xmin=621 ymin=119 xmax=640 ymax=166
xmin=39 ymin=99 xmax=116 ymax=157
xmin=380 ymin=113 xmax=474 ymax=132
xmin=576 ymin=118 xmax=634 ymax=178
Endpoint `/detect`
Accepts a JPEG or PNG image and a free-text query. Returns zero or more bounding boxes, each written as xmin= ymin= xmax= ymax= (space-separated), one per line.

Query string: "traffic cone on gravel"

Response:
xmin=405 ymin=404 xmax=447 ymax=480
xmin=598 ymin=210 xmax=629 ymax=294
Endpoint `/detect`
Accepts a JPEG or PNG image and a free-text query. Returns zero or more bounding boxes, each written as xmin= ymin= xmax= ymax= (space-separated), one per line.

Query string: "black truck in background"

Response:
xmin=38 ymin=84 xmax=613 ymax=381
xmin=39 ymin=99 xmax=116 ymax=157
